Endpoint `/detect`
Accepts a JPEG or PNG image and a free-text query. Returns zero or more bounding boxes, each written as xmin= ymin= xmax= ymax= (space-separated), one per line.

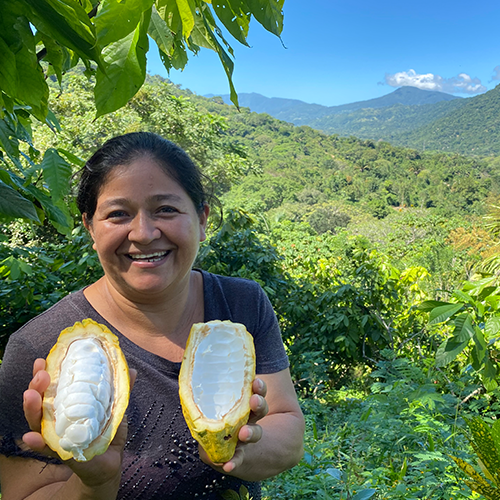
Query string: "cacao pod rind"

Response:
xmin=179 ymin=321 xmax=256 ymax=463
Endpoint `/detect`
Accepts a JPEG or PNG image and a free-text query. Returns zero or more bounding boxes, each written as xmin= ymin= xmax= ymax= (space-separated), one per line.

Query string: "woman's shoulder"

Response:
xmin=200 ymin=270 xmax=264 ymax=296
xmin=7 ymin=289 xmax=95 ymax=357
xmin=200 ymin=270 xmax=274 ymax=324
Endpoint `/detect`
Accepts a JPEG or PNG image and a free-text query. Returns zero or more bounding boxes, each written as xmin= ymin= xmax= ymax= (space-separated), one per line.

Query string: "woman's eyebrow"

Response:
xmin=98 ymin=194 xmax=184 ymax=210
xmin=151 ymin=194 xmax=184 ymax=203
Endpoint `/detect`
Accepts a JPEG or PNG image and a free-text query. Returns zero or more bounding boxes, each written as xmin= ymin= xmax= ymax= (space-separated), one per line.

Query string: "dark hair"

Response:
xmin=77 ymin=132 xmax=209 ymax=221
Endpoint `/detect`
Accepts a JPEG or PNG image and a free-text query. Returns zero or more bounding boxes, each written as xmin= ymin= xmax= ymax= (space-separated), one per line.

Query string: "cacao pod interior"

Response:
xmin=179 ymin=320 xmax=256 ymax=463
xmin=41 ymin=319 xmax=130 ymax=462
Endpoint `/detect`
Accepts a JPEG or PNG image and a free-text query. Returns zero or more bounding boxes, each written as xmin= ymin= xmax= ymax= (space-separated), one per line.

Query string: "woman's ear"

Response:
xmin=82 ymin=214 xmax=97 ymax=250
xmin=199 ymin=203 xmax=210 ymax=243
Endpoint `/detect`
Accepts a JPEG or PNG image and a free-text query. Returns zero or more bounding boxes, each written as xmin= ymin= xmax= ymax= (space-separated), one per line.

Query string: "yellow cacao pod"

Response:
xmin=41 ymin=319 xmax=130 ymax=462
xmin=179 ymin=320 xmax=256 ymax=463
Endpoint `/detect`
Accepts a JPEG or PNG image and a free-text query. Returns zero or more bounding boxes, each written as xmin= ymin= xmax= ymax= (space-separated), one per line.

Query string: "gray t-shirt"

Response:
xmin=0 ymin=270 xmax=289 ymax=499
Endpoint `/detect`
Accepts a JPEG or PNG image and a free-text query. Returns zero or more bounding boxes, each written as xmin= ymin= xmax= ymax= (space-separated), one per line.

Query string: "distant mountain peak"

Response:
xmin=210 ymin=87 xmax=461 ymax=125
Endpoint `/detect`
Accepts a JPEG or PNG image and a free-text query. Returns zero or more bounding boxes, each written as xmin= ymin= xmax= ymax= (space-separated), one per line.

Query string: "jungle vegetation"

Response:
xmin=2 ymin=2 xmax=500 ymax=498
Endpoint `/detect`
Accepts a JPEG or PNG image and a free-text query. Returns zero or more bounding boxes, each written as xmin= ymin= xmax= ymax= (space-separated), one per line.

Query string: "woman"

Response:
xmin=0 ymin=132 xmax=305 ymax=499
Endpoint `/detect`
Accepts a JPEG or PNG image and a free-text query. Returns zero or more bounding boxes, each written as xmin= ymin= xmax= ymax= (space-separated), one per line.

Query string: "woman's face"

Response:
xmin=84 ymin=156 xmax=209 ymax=302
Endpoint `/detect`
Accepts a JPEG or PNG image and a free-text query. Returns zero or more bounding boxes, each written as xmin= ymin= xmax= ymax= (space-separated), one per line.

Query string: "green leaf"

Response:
xmin=0 ymin=35 xmax=18 ymax=96
xmin=0 ymin=180 xmax=39 ymax=221
xmin=220 ymin=490 xmax=240 ymax=500
xmin=485 ymin=316 xmax=500 ymax=341
xmin=429 ymin=303 xmax=463 ymax=324
xmin=435 ymin=336 xmax=469 ymax=367
xmin=176 ymin=0 xmax=196 ymax=39
xmin=451 ymin=455 xmax=491 ymax=487
xmin=57 ymin=148 xmax=85 ymax=167
xmin=454 ymin=313 xmax=475 ymax=342
xmin=94 ymin=8 xmax=151 ymax=117
xmin=244 ymin=0 xmax=284 ymax=36
xmin=24 ymin=184 xmax=71 ymax=229
xmin=96 ymin=0 xmax=154 ymax=46
xmin=0 ymin=118 xmax=19 ymax=158
xmin=212 ymin=0 xmax=250 ymax=46
xmin=40 ymin=33 xmax=65 ymax=84
xmin=471 ymin=327 xmax=487 ymax=370
xmin=466 ymin=480 xmax=500 ymax=500
xmin=198 ymin=10 xmax=238 ymax=107
xmin=23 ymin=0 xmax=102 ymax=65
xmin=352 ymin=489 xmax=377 ymax=500
xmin=418 ymin=299 xmax=451 ymax=312
xmin=41 ymin=148 xmax=72 ymax=201
xmin=1 ymin=14 xmax=49 ymax=120
xmin=148 ymin=7 xmax=174 ymax=55
xmin=452 ymin=289 xmax=474 ymax=304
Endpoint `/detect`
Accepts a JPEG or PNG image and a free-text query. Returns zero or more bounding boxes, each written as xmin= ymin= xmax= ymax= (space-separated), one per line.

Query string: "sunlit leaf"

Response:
xmin=95 ymin=8 xmax=151 ymax=117
xmin=96 ymin=0 xmax=154 ymax=46
xmin=429 ymin=303 xmax=463 ymax=324
xmin=23 ymin=0 xmax=102 ymax=65
xmin=485 ymin=316 xmax=500 ymax=341
xmin=41 ymin=148 xmax=72 ymax=201
xmin=148 ymin=6 xmax=174 ymax=55
xmin=435 ymin=337 xmax=468 ymax=367
xmin=176 ymin=0 xmax=196 ymax=39
xmin=245 ymin=0 xmax=284 ymax=36
xmin=212 ymin=0 xmax=250 ymax=46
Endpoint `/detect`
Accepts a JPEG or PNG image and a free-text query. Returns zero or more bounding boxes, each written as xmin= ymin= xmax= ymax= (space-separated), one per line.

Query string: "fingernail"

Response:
xmin=246 ymin=428 xmax=253 ymax=442
xmin=256 ymin=378 xmax=264 ymax=391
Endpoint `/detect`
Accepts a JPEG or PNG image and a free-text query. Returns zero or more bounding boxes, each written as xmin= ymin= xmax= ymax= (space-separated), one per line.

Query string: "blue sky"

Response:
xmin=147 ymin=0 xmax=500 ymax=107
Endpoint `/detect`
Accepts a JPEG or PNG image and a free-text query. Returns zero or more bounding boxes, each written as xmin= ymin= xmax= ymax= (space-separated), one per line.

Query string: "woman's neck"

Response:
xmin=84 ymin=271 xmax=204 ymax=361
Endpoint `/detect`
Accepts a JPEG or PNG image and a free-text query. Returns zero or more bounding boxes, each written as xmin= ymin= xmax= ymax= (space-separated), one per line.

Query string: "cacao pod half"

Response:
xmin=179 ymin=320 xmax=256 ymax=463
xmin=41 ymin=319 xmax=130 ymax=462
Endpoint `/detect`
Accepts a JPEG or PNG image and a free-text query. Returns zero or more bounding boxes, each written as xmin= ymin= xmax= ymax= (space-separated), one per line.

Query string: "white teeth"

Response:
xmin=128 ymin=251 xmax=168 ymax=261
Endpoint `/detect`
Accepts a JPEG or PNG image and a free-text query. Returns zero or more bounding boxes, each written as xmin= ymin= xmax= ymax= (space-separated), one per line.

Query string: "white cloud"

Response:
xmin=384 ymin=69 xmax=486 ymax=94
xmin=492 ymin=66 xmax=500 ymax=81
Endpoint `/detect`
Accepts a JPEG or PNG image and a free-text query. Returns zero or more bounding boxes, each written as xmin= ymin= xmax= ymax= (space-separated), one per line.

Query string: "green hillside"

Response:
xmin=308 ymin=99 xmax=465 ymax=141
xmin=395 ymin=84 xmax=500 ymax=156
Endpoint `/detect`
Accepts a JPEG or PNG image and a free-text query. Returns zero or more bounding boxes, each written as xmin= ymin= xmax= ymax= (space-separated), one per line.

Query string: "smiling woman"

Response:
xmin=0 ymin=132 xmax=305 ymax=500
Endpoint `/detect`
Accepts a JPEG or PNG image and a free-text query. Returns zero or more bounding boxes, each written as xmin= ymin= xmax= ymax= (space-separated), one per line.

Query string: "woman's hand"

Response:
xmin=22 ymin=358 xmax=137 ymax=491
xmin=199 ymin=377 xmax=269 ymax=474
xmin=200 ymin=369 xmax=304 ymax=482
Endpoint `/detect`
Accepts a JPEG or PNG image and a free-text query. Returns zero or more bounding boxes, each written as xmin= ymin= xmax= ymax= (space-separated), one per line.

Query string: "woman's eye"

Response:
xmin=107 ymin=210 xmax=128 ymax=219
xmin=158 ymin=206 xmax=178 ymax=214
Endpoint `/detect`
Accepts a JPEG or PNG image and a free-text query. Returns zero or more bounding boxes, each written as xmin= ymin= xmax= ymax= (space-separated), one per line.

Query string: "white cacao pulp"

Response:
xmin=191 ymin=323 xmax=247 ymax=420
xmin=41 ymin=319 xmax=130 ymax=462
xmin=53 ymin=338 xmax=113 ymax=461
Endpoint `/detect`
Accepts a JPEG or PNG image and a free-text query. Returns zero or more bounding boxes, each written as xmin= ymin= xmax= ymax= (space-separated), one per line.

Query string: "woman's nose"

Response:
xmin=129 ymin=212 xmax=161 ymax=243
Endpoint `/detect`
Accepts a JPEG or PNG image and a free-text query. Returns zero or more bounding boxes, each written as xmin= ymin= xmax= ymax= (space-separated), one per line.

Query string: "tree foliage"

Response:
xmin=0 ymin=0 xmax=284 ymax=230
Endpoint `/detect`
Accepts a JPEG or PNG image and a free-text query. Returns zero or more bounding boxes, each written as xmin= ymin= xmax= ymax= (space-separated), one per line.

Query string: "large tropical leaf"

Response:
xmin=22 ymin=0 xmax=102 ymax=65
xmin=41 ymin=148 xmax=72 ymax=201
xmin=0 ymin=181 xmax=39 ymax=222
xmin=96 ymin=0 xmax=154 ymax=46
xmin=94 ymin=9 xmax=151 ymax=117
xmin=435 ymin=337 xmax=469 ymax=367
xmin=429 ymin=303 xmax=464 ymax=324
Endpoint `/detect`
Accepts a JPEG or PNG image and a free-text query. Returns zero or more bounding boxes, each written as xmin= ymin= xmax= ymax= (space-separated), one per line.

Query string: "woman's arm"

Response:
xmin=0 ymin=359 xmax=133 ymax=500
xmin=199 ymin=368 xmax=305 ymax=481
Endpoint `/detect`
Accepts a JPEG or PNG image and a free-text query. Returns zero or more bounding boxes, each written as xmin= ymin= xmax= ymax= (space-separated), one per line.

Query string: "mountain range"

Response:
xmin=210 ymin=85 xmax=500 ymax=156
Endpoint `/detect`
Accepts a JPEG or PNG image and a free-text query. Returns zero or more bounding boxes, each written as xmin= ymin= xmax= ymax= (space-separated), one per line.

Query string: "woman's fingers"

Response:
xmin=23 ymin=388 xmax=44 ymax=432
xmin=32 ymin=357 xmax=46 ymax=377
xmin=21 ymin=431 xmax=49 ymax=453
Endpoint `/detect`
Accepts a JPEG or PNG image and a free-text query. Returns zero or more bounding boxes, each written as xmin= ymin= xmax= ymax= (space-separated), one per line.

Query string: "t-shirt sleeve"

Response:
xmin=251 ymin=285 xmax=290 ymax=374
